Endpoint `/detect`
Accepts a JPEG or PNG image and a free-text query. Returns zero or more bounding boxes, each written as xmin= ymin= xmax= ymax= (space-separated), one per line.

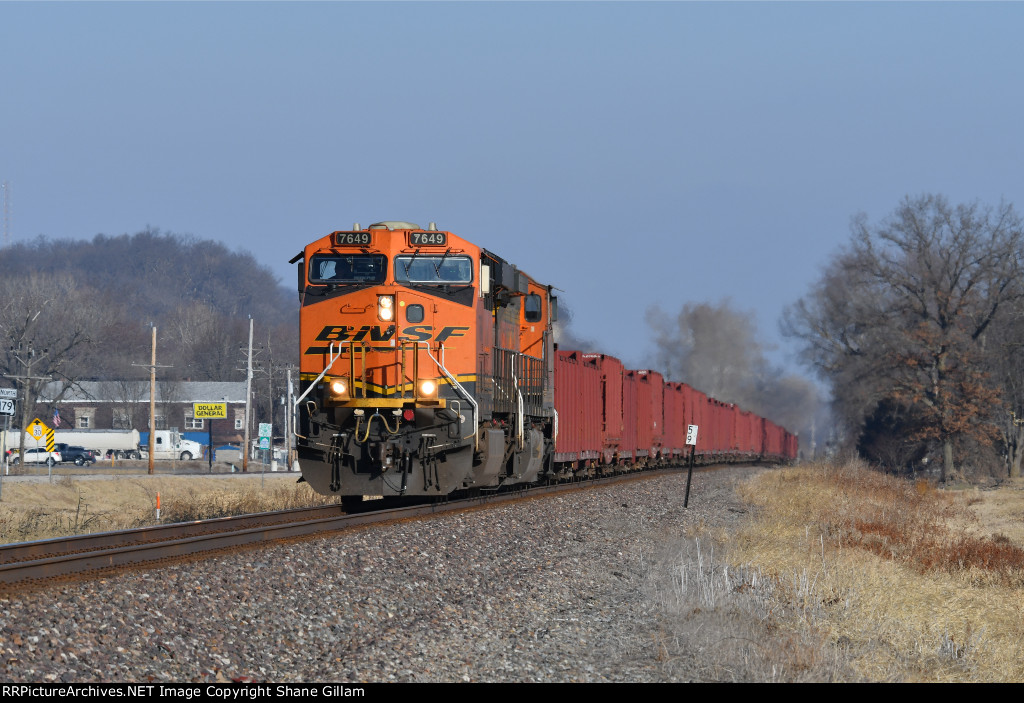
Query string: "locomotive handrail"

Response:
xmin=511 ymin=354 xmax=525 ymax=451
xmin=420 ymin=342 xmax=479 ymax=451
xmin=293 ymin=342 xmax=343 ymax=408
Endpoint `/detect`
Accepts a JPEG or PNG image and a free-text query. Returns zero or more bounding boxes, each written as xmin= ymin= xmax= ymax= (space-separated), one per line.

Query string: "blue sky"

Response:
xmin=3 ymin=2 xmax=1023 ymax=372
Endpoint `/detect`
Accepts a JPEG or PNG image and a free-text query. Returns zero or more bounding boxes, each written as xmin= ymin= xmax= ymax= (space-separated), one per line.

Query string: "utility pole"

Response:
xmin=258 ymin=360 xmax=294 ymax=470
xmin=133 ymin=326 xmax=171 ymax=475
xmin=148 ymin=327 xmax=156 ymax=474
xmin=285 ymin=367 xmax=293 ymax=471
xmin=243 ymin=317 xmax=253 ymax=472
xmin=4 ymin=345 xmax=51 ymax=473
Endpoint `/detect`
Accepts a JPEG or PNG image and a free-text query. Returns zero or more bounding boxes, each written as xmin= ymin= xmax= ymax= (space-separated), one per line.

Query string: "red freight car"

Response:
xmin=553 ymin=350 xmax=602 ymax=469
xmin=736 ymin=409 xmax=760 ymax=459
xmin=621 ymin=369 xmax=639 ymax=467
xmin=580 ymin=353 xmax=625 ymax=465
xmin=636 ymin=370 xmax=665 ymax=464
xmin=551 ymin=350 xmax=800 ymax=477
xmin=550 ymin=347 xmax=799 ymax=475
xmin=688 ymin=387 xmax=710 ymax=459
xmin=663 ymin=382 xmax=688 ymax=462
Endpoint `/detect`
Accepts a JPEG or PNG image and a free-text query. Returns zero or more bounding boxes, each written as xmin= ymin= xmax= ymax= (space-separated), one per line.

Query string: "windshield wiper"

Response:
xmin=432 ymin=248 xmax=451 ymax=279
xmin=403 ymin=250 xmax=420 ymax=278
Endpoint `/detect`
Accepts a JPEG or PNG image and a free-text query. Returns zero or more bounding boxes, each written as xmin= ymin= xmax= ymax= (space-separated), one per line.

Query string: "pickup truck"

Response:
xmin=54 ymin=444 xmax=96 ymax=466
xmin=12 ymin=448 xmax=63 ymax=466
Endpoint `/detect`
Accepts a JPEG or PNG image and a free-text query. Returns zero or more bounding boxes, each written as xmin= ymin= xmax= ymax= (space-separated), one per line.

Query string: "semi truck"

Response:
xmin=3 ymin=429 xmax=204 ymax=461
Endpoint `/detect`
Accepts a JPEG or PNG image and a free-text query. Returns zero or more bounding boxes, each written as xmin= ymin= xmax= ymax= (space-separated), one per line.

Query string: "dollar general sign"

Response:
xmin=193 ymin=403 xmax=227 ymax=419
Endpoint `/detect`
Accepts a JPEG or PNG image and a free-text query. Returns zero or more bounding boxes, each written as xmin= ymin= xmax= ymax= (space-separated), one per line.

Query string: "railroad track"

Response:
xmin=0 ymin=467 xmax=689 ymax=589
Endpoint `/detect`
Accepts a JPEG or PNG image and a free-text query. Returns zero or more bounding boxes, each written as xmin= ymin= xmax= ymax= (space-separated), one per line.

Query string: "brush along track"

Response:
xmin=0 ymin=467 xmax=697 ymax=589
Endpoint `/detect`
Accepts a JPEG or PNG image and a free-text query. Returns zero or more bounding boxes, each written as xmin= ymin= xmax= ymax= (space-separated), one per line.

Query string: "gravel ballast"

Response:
xmin=0 ymin=467 xmax=772 ymax=683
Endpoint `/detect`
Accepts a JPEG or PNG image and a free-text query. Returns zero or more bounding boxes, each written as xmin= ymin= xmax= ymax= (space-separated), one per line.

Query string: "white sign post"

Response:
xmin=0 ymin=391 xmax=12 ymax=489
xmin=684 ymin=424 xmax=699 ymax=508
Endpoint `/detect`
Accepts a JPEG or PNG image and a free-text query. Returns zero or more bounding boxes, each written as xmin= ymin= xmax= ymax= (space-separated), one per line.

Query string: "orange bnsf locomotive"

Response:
xmin=292 ymin=221 xmax=557 ymax=498
xmin=292 ymin=220 xmax=798 ymax=499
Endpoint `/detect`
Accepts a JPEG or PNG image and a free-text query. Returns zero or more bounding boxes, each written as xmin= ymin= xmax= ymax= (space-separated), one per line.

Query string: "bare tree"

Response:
xmin=647 ymin=300 xmax=766 ymax=403
xmin=157 ymin=379 xmax=182 ymax=430
xmin=164 ymin=302 xmax=246 ymax=381
xmin=0 ymin=274 xmax=111 ymax=461
xmin=646 ymin=299 xmax=821 ymax=450
xmin=97 ymin=380 xmax=149 ymax=429
xmin=980 ymin=308 xmax=1024 ymax=478
xmin=785 ymin=195 xmax=1024 ymax=481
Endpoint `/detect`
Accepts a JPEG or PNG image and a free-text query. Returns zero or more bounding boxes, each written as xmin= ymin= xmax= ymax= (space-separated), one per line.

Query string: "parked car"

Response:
xmin=12 ymin=448 xmax=62 ymax=466
xmin=54 ymin=444 xmax=96 ymax=466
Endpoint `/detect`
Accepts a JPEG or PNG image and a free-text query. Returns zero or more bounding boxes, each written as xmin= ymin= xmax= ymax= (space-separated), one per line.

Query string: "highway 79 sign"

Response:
xmin=0 ymin=399 xmax=15 ymax=416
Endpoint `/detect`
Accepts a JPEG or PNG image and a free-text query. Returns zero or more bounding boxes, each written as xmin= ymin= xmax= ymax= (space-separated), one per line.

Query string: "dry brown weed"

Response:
xmin=729 ymin=460 xmax=1024 ymax=681
xmin=0 ymin=474 xmax=334 ymax=543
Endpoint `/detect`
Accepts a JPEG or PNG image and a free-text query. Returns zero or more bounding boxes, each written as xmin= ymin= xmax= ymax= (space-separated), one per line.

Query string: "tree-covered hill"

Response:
xmin=0 ymin=230 xmax=299 ymax=430
xmin=0 ymin=228 xmax=295 ymax=325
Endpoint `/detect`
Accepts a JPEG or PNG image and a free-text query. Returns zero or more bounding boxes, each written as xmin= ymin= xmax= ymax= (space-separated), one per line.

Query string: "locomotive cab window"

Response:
xmin=310 ymin=254 xmax=387 ymax=284
xmin=395 ymin=255 xmax=473 ymax=284
xmin=524 ymin=293 xmax=543 ymax=323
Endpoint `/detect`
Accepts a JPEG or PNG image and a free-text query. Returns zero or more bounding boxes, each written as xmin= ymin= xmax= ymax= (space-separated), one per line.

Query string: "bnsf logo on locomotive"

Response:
xmin=305 ymin=324 xmax=470 ymax=353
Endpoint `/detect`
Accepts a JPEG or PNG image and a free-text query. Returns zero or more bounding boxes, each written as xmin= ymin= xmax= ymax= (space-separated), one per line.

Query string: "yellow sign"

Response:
xmin=26 ymin=418 xmax=54 ymax=451
xmin=193 ymin=402 xmax=227 ymax=419
xmin=27 ymin=418 xmax=49 ymax=440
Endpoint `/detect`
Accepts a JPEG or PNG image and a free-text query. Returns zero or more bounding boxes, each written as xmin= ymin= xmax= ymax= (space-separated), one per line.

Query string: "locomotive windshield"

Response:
xmin=309 ymin=254 xmax=387 ymax=283
xmin=395 ymin=255 xmax=473 ymax=284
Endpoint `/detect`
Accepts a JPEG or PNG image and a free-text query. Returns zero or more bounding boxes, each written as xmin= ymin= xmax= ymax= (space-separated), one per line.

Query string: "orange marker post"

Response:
xmin=156 ymin=492 xmax=161 ymax=522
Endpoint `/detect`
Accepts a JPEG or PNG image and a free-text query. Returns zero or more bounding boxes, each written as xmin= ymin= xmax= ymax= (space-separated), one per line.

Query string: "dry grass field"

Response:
xmin=724 ymin=461 xmax=1024 ymax=682
xmin=0 ymin=466 xmax=333 ymax=543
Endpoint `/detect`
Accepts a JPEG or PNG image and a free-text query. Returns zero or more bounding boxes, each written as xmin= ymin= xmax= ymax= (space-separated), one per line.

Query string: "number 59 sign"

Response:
xmin=685 ymin=425 xmax=699 ymax=446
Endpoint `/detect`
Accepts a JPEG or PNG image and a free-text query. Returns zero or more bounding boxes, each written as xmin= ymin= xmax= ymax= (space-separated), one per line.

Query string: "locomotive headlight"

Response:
xmin=378 ymin=295 xmax=395 ymax=321
xmin=418 ymin=379 xmax=438 ymax=399
xmin=329 ymin=378 xmax=349 ymax=400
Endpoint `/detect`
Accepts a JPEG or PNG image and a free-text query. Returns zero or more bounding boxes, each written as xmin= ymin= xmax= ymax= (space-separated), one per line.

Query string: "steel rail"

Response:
xmin=0 ymin=504 xmax=346 ymax=565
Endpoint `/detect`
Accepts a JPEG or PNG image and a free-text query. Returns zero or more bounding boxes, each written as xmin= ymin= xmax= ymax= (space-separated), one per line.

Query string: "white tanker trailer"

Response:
xmin=2 ymin=429 xmax=204 ymax=460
